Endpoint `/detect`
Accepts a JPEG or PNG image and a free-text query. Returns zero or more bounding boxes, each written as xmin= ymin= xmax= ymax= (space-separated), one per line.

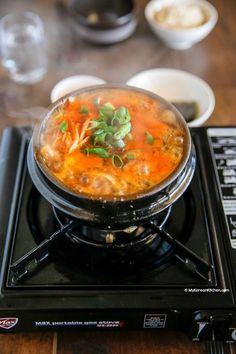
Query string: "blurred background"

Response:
xmin=0 ymin=0 xmax=234 ymax=126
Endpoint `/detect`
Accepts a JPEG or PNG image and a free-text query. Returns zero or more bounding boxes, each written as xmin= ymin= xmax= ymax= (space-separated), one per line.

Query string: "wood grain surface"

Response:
xmin=0 ymin=0 xmax=236 ymax=353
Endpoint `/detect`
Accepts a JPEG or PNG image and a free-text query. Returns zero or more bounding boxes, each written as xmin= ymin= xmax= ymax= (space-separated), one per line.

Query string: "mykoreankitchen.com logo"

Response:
xmin=0 ymin=318 xmax=18 ymax=330
xmin=184 ymin=288 xmax=229 ymax=293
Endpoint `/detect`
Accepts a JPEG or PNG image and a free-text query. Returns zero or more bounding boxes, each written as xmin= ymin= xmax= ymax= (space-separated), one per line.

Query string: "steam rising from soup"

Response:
xmin=36 ymin=88 xmax=186 ymax=199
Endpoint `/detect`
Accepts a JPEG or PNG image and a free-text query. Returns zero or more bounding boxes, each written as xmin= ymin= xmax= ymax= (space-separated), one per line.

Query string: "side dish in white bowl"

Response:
xmin=145 ymin=0 xmax=218 ymax=49
xmin=126 ymin=68 xmax=215 ymax=127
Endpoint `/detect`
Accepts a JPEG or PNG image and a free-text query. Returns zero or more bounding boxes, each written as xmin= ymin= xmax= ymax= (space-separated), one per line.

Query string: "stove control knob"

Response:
xmin=190 ymin=318 xmax=211 ymax=341
xmin=209 ymin=315 xmax=231 ymax=341
xmin=227 ymin=320 xmax=236 ymax=343
xmin=190 ymin=313 xmax=232 ymax=341
xmin=230 ymin=329 xmax=236 ymax=341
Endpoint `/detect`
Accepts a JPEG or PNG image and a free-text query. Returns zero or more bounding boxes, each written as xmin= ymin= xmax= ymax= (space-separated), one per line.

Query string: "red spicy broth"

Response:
xmin=36 ymin=88 xmax=186 ymax=199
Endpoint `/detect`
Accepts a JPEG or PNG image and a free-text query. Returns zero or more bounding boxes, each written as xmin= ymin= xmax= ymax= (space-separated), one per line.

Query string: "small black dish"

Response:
xmin=68 ymin=0 xmax=138 ymax=44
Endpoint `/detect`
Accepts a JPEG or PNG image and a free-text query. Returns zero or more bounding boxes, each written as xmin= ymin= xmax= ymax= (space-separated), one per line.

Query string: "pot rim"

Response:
xmin=32 ymin=83 xmax=192 ymax=203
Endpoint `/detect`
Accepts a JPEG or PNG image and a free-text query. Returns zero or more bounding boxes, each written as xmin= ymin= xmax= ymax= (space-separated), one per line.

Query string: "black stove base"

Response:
xmin=1 ymin=126 xmax=236 ymax=343
xmin=0 ymin=306 xmax=235 ymax=344
xmin=1 ymin=127 xmax=215 ymax=288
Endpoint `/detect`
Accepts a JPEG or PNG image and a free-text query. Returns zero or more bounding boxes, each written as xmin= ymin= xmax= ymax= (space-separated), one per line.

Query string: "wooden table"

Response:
xmin=0 ymin=0 xmax=236 ymax=353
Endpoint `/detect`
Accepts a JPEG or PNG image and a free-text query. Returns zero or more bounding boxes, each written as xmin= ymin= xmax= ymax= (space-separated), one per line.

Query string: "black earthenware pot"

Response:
xmin=27 ymin=84 xmax=196 ymax=230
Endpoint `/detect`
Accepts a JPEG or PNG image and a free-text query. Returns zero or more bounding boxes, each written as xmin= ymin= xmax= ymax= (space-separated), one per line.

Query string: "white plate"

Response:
xmin=50 ymin=75 xmax=106 ymax=103
xmin=126 ymin=68 xmax=215 ymax=127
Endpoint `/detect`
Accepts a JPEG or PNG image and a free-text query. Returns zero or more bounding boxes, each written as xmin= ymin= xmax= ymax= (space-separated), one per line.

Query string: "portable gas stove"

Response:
xmin=0 ymin=126 xmax=236 ymax=344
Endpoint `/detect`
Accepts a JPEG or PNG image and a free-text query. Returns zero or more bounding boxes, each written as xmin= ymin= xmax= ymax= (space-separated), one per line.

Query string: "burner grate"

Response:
xmin=52 ymin=206 xmax=171 ymax=248
xmin=8 ymin=185 xmax=212 ymax=285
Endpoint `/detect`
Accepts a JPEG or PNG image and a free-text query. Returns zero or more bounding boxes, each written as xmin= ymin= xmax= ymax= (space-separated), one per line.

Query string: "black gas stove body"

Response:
xmin=0 ymin=126 xmax=236 ymax=343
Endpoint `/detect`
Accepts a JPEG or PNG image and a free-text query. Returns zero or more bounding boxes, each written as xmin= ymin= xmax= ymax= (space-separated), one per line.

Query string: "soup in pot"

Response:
xmin=36 ymin=88 xmax=186 ymax=198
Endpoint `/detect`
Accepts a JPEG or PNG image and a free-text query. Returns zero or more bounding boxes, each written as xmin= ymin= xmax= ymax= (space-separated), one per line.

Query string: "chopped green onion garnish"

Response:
xmin=94 ymin=96 xmax=101 ymax=106
xmin=84 ymin=147 xmax=110 ymax=158
xmin=126 ymin=152 xmax=136 ymax=160
xmin=114 ymin=107 xmax=131 ymax=124
xmin=146 ymin=131 xmax=154 ymax=145
xmin=113 ymin=122 xmax=131 ymax=140
xmin=59 ymin=120 xmax=68 ymax=133
xmin=80 ymin=106 xmax=89 ymax=114
xmin=94 ymin=132 xmax=107 ymax=145
xmin=90 ymin=120 xmax=101 ymax=129
xmin=112 ymin=155 xmax=124 ymax=168
xmin=84 ymin=104 xmax=133 ymax=158
xmin=125 ymin=150 xmax=141 ymax=160
xmin=104 ymin=102 xmax=115 ymax=110
xmin=113 ymin=139 xmax=125 ymax=149
xmin=99 ymin=105 xmax=114 ymax=120
xmin=93 ymin=128 xmax=105 ymax=136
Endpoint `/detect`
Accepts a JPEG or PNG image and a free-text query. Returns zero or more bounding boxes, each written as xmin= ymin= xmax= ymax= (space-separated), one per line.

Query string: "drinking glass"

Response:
xmin=0 ymin=12 xmax=48 ymax=84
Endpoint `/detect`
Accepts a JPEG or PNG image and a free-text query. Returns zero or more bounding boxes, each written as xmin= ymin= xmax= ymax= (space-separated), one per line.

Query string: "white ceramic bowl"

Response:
xmin=50 ymin=75 xmax=106 ymax=103
xmin=145 ymin=0 xmax=218 ymax=49
xmin=126 ymin=68 xmax=215 ymax=127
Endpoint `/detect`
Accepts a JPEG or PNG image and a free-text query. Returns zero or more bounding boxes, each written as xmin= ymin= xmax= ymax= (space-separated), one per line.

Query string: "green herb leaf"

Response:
xmin=59 ymin=120 xmax=68 ymax=133
xmin=112 ymin=155 xmax=124 ymax=168
xmin=80 ymin=106 xmax=89 ymax=114
xmin=146 ymin=131 xmax=154 ymax=145
xmin=84 ymin=147 xmax=110 ymax=158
